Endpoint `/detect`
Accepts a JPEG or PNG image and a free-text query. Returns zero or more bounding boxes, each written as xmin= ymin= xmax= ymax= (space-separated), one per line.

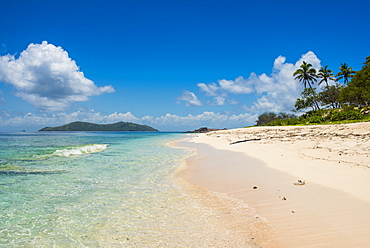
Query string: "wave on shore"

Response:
xmin=34 ymin=144 xmax=108 ymax=158
xmin=53 ymin=144 xmax=108 ymax=157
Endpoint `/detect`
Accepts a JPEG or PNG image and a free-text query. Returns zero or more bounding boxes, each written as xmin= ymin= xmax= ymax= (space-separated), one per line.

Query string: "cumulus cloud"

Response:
xmin=249 ymin=51 xmax=321 ymax=112
xmin=197 ymin=82 xmax=220 ymax=96
xmin=0 ymin=110 xmax=257 ymax=131
xmin=177 ymin=90 xmax=202 ymax=106
xmin=0 ymin=41 xmax=115 ymax=111
xmin=192 ymin=51 xmax=322 ymax=113
xmin=196 ymin=76 xmax=253 ymax=106
xmin=218 ymin=76 xmax=254 ymax=94
xmin=213 ymin=96 xmax=226 ymax=106
xmin=150 ymin=111 xmax=255 ymax=129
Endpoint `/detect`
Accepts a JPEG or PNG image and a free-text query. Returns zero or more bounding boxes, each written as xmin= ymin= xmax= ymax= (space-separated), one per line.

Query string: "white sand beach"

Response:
xmin=178 ymin=122 xmax=370 ymax=247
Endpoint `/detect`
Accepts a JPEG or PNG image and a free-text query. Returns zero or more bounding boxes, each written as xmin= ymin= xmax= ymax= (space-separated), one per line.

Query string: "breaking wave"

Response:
xmin=33 ymin=144 xmax=109 ymax=159
xmin=52 ymin=144 xmax=108 ymax=157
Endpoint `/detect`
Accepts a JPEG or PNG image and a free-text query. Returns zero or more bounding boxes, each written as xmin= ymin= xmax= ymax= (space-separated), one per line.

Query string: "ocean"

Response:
xmin=0 ymin=131 xmax=261 ymax=247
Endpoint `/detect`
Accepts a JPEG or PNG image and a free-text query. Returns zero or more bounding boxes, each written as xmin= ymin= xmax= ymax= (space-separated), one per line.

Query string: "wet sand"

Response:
xmin=178 ymin=123 xmax=370 ymax=247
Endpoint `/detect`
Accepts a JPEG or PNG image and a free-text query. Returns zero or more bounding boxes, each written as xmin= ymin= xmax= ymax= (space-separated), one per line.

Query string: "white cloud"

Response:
xmin=0 ymin=110 xmax=257 ymax=131
xmin=177 ymin=90 xmax=202 ymax=106
xmin=149 ymin=111 xmax=255 ymax=129
xmin=197 ymin=76 xmax=254 ymax=99
xmin=0 ymin=41 xmax=115 ymax=111
xmin=191 ymin=51 xmax=322 ymax=113
xmin=197 ymin=82 xmax=220 ymax=96
xmin=228 ymin=99 xmax=239 ymax=105
xmin=213 ymin=96 xmax=226 ymax=106
xmin=196 ymin=76 xmax=253 ymax=106
xmin=218 ymin=76 xmax=254 ymax=94
xmin=249 ymin=51 xmax=321 ymax=113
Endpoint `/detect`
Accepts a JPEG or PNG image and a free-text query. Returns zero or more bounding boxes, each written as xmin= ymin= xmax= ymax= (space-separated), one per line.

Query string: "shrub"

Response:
xmin=329 ymin=110 xmax=364 ymax=121
xmin=306 ymin=116 xmax=324 ymax=124
xmin=256 ymin=112 xmax=297 ymax=126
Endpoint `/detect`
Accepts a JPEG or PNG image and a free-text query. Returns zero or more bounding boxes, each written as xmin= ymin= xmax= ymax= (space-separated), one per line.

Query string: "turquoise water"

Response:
xmin=0 ymin=132 xmax=260 ymax=247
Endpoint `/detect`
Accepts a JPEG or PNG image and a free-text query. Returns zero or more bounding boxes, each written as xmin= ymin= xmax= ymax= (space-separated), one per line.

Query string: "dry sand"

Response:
xmin=177 ymin=122 xmax=370 ymax=247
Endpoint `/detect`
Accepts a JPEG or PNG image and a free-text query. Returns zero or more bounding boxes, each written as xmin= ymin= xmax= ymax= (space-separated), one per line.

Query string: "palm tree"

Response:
xmin=318 ymin=65 xmax=335 ymax=87
xmin=293 ymin=61 xmax=320 ymax=110
xmin=336 ymin=63 xmax=355 ymax=84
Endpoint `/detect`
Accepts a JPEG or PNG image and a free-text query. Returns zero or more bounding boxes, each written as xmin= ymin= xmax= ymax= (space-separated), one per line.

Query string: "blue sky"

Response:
xmin=0 ymin=0 xmax=369 ymax=131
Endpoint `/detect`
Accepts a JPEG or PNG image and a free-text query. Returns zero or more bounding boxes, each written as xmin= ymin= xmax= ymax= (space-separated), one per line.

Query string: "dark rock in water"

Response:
xmin=184 ymin=127 xmax=227 ymax=133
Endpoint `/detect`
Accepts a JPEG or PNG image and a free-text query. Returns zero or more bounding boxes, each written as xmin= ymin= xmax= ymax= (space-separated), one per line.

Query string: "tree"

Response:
xmin=339 ymin=56 xmax=370 ymax=107
xmin=336 ymin=63 xmax=355 ymax=84
xmin=318 ymin=84 xmax=343 ymax=109
xmin=318 ymin=65 xmax=335 ymax=87
xmin=294 ymin=87 xmax=318 ymax=111
xmin=256 ymin=112 xmax=277 ymax=126
xmin=256 ymin=112 xmax=297 ymax=126
xmin=293 ymin=61 xmax=320 ymax=110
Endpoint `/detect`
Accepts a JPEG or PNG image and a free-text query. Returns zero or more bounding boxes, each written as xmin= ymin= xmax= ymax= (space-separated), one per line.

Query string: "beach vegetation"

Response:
xmin=328 ymin=109 xmax=364 ymax=121
xmin=318 ymin=65 xmax=335 ymax=88
xmin=318 ymin=84 xmax=343 ymax=109
xmin=338 ymin=56 xmax=370 ymax=108
xmin=255 ymin=55 xmax=370 ymax=127
xmin=294 ymin=87 xmax=319 ymax=111
xmin=336 ymin=63 xmax=355 ymax=84
xmin=293 ymin=61 xmax=320 ymax=110
xmin=255 ymin=112 xmax=297 ymax=126
xmin=257 ymin=108 xmax=367 ymax=126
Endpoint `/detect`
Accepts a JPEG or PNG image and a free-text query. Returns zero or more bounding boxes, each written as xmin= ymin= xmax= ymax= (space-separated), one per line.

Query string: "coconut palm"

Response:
xmin=336 ymin=63 xmax=355 ymax=84
xmin=293 ymin=61 xmax=318 ymax=89
xmin=318 ymin=65 xmax=335 ymax=87
xmin=293 ymin=61 xmax=320 ymax=110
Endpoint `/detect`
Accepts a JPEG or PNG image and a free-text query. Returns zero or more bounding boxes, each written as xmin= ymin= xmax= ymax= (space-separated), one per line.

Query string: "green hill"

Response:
xmin=39 ymin=121 xmax=158 ymax=132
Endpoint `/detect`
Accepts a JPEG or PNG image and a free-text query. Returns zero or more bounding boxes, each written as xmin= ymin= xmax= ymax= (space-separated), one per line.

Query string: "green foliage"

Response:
xmin=256 ymin=112 xmax=297 ymax=126
xmin=339 ymin=56 xmax=370 ymax=107
xmin=254 ymin=56 xmax=370 ymax=128
xmin=297 ymin=110 xmax=323 ymax=124
xmin=294 ymin=87 xmax=318 ymax=111
xmin=293 ymin=61 xmax=320 ymax=110
xmin=267 ymin=117 xmax=301 ymax=126
xmin=318 ymin=84 xmax=343 ymax=109
xmin=258 ymin=109 xmax=365 ymax=127
xmin=318 ymin=65 xmax=335 ymax=87
xmin=39 ymin=121 xmax=158 ymax=132
xmin=293 ymin=61 xmax=318 ymax=89
xmin=305 ymin=115 xmax=324 ymax=124
xmin=255 ymin=112 xmax=277 ymax=126
xmin=328 ymin=110 xmax=364 ymax=121
xmin=336 ymin=63 xmax=355 ymax=84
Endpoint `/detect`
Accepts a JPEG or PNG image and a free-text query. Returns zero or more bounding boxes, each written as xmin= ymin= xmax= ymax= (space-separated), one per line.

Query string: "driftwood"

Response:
xmin=229 ymin=138 xmax=261 ymax=145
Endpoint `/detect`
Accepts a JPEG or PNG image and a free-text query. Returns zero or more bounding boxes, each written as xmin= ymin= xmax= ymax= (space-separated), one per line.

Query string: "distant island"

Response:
xmin=39 ymin=121 xmax=158 ymax=132
xmin=184 ymin=127 xmax=227 ymax=133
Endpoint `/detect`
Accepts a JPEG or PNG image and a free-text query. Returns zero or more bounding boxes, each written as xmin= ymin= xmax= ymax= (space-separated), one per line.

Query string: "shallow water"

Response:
xmin=0 ymin=132 xmax=263 ymax=247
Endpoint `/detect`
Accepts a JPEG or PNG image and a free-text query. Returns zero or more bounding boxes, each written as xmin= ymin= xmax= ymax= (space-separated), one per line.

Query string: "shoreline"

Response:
xmin=176 ymin=123 xmax=370 ymax=247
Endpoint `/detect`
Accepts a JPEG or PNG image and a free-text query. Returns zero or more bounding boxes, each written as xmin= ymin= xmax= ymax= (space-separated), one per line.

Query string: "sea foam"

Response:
xmin=52 ymin=144 xmax=108 ymax=157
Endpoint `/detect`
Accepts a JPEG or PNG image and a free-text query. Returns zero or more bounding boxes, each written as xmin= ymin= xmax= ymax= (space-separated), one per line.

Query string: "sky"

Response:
xmin=0 ymin=0 xmax=369 ymax=131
